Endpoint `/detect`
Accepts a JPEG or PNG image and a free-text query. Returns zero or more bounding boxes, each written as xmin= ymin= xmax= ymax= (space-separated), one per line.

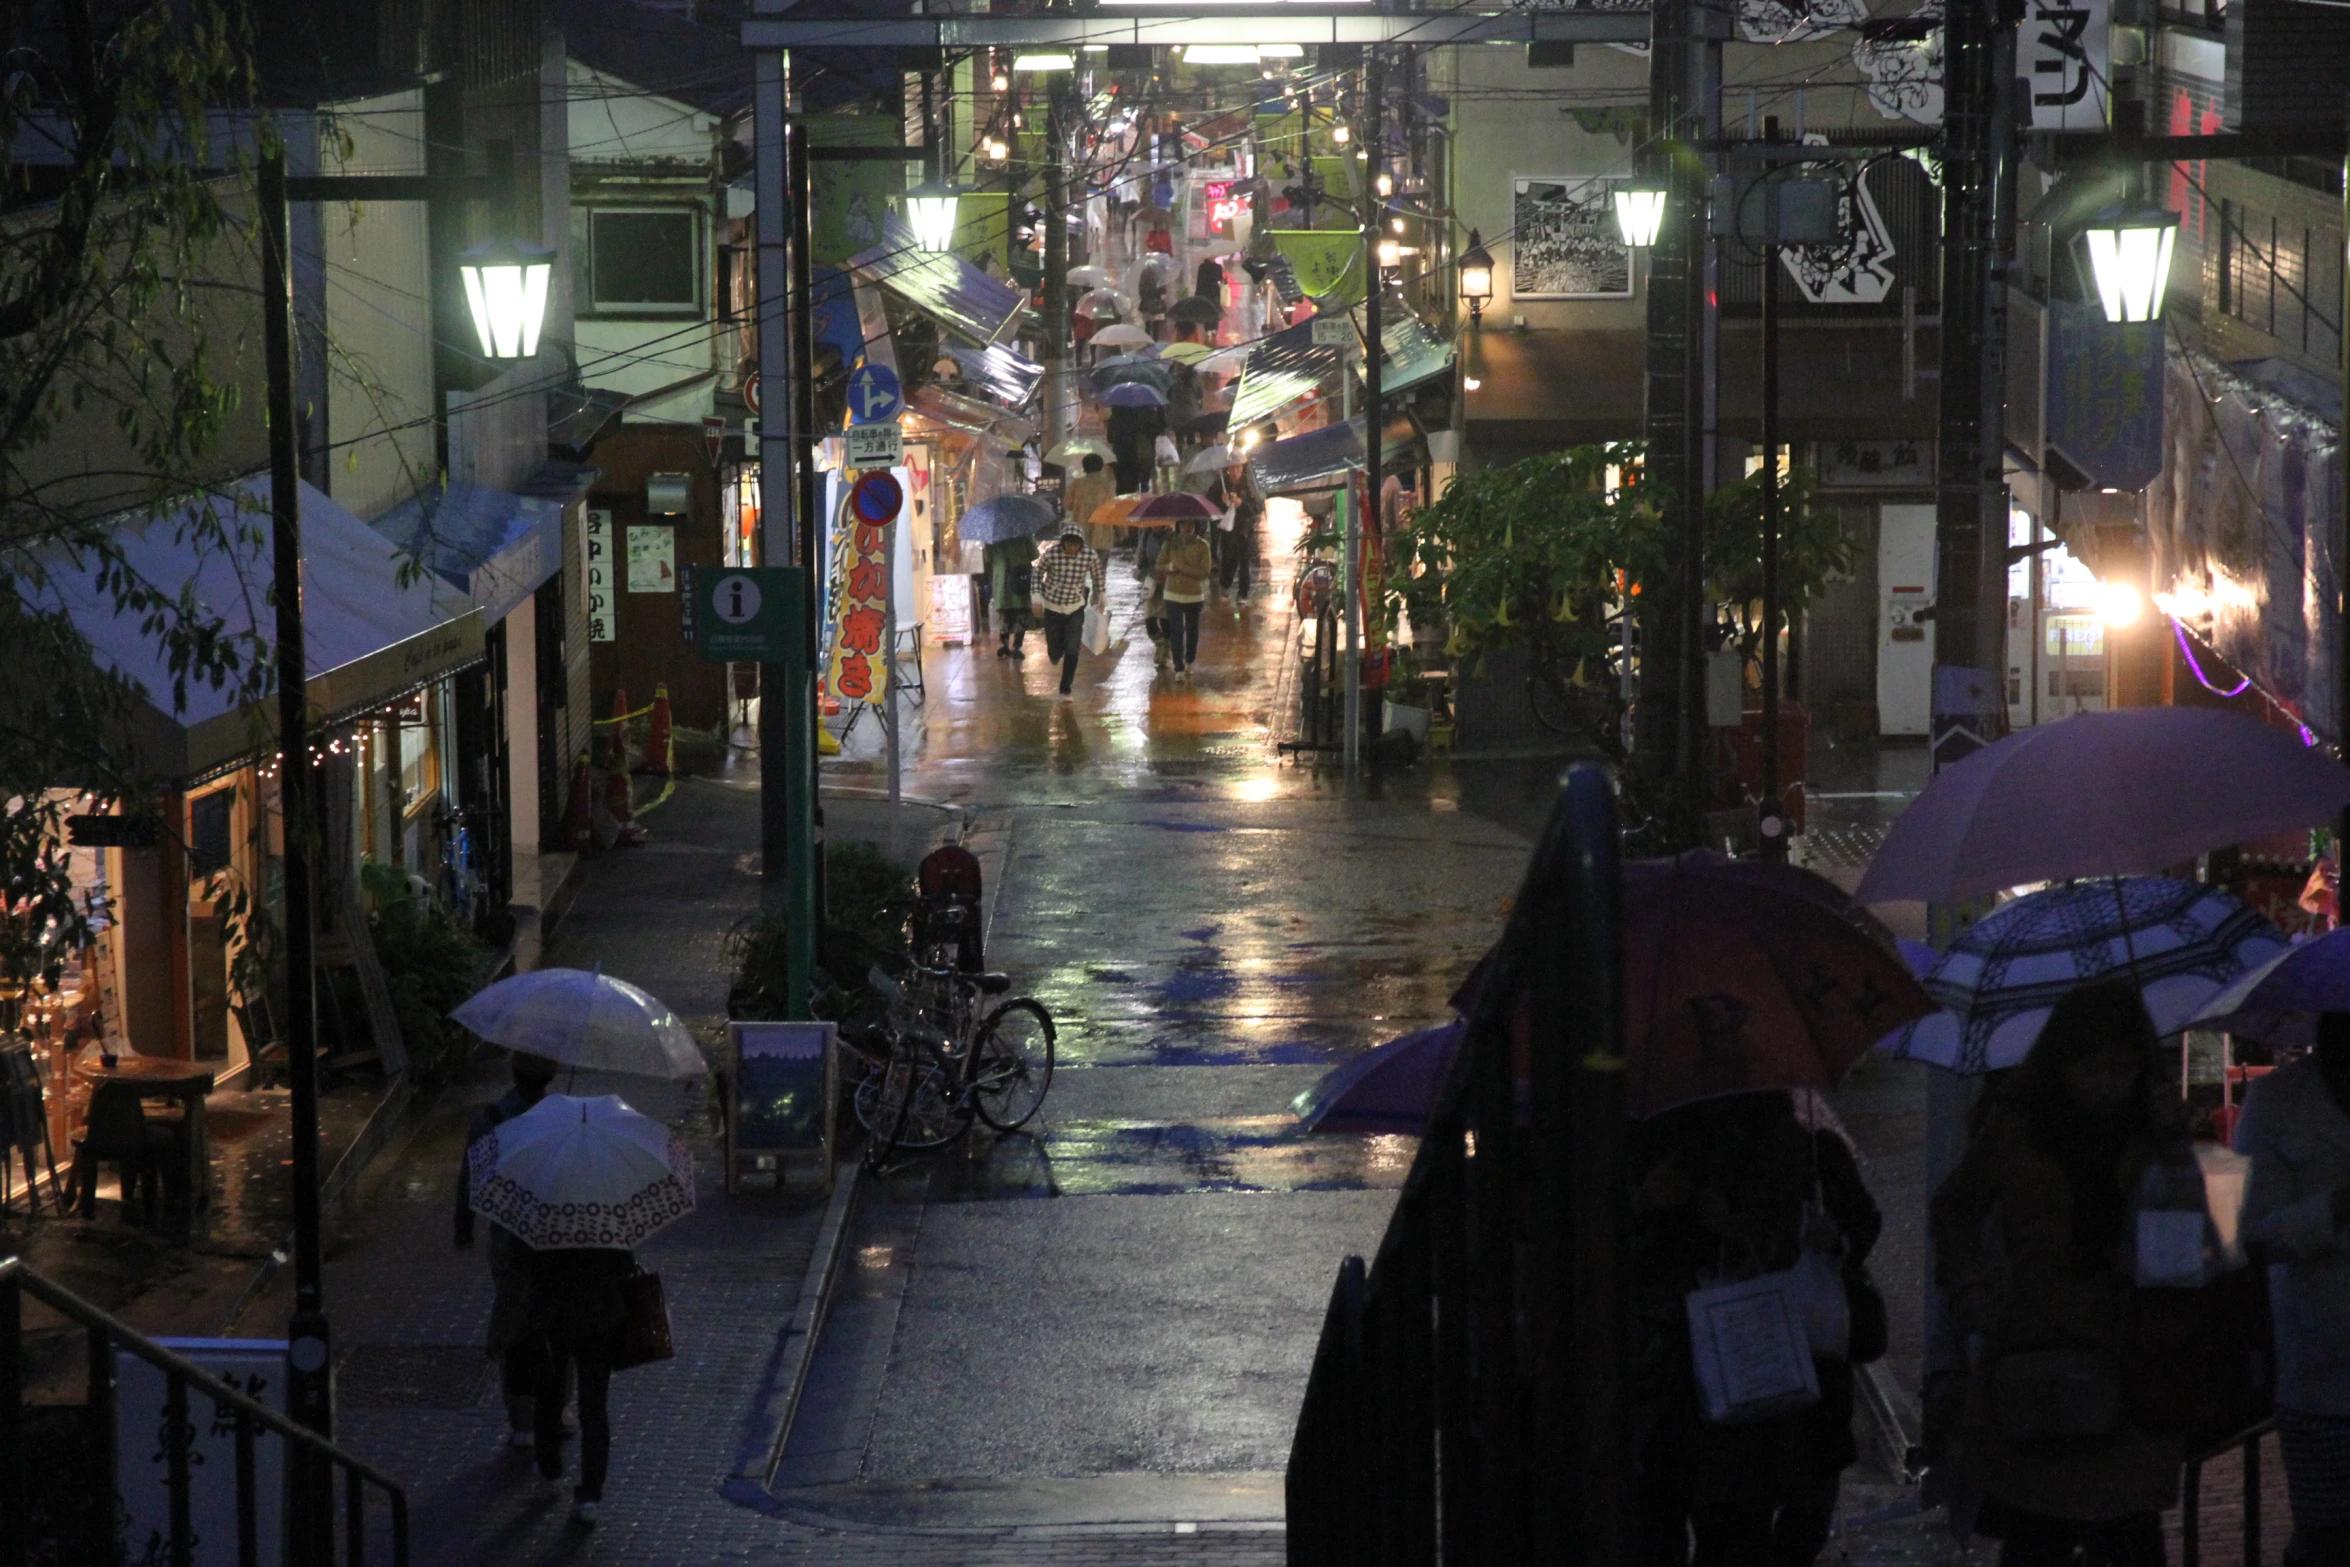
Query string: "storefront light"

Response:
xmin=1183 ymin=45 xmax=1264 ymax=64
xmin=1613 ymin=185 xmax=1668 ymax=249
xmin=905 ymin=180 xmax=962 ymax=253
xmin=1014 ymin=52 xmax=1075 ymax=71
xmin=1257 ymin=44 xmax=1304 ymax=58
xmin=1377 ymin=237 xmax=1401 ymax=268
xmin=992 ymin=70 xmax=1010 ymax=91
xmin=984 ymin=135 xmax=1010 ymax=164
xmin=457 ymin=239 xmax=553 ymax=359
xmin=1375 ymin=171 xmax=1394 ymax=199
xmin=2078 ymin=203 xmax=2180 ymax=324
xmin=1331 ymin=122 xmax=1351 ymax=145
xmin=2093 ymin=579 xmax=2146 ymax=627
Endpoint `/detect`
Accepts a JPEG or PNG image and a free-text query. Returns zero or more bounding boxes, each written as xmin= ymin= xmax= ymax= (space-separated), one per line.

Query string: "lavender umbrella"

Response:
xmin=1854 ymin=707 xmax=2350 ymax=906
xmin=1099 ymin=380 xmax=1169 ymax=408
xmin=2185 ymin=926 xmax=2350 ymax=1046
xmin=1290 ymin=1022 xmax=1461 ymax=1134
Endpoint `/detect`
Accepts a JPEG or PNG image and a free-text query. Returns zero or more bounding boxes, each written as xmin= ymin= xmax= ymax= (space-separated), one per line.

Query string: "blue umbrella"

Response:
xmin=2186 ymin=926 xmax=2350 ymax=1046
xmin=1291 ymin=1022 xmax=1461 ymax=1135
xmin=1091 ymin=355 xmax=1173 ymax=393
xmin=957 ymin=493 xmax=1057 ymax=544
xmin=1099 ymin=380 xmax=1169 ymax=409
xmin=1875 ymin=876 xmax=2287 ymax=1073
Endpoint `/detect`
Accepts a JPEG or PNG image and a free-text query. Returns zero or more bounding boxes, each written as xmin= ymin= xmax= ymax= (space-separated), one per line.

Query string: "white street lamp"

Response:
xmin=1613 ymin=185 xmax=1667 ymax=249
xmin=457 ymin=239 xmax=553 ymax=359
xmin=905 ymin=180 xmax=962 ymax=254
xmin=2078 ymin=203 xmax=2180 ymax=324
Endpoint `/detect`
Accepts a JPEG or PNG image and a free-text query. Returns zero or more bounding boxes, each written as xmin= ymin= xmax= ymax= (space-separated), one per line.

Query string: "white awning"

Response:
xmin=32 ymin=475 xmax=485 ymax=782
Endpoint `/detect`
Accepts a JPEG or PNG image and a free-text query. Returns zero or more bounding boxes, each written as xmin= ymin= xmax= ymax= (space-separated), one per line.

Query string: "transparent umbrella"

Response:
xmin=451 ymin=967 xmax=703 ymax=1078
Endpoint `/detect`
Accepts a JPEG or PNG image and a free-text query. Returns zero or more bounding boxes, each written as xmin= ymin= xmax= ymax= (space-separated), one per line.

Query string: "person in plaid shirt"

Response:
xmin=1034 ymin=526 xmax=1107 ymax=698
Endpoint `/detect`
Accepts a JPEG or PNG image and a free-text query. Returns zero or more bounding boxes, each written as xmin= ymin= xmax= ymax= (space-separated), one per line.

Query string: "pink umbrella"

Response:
xmin=1853 ymin=707 xmax=2350 ymax=906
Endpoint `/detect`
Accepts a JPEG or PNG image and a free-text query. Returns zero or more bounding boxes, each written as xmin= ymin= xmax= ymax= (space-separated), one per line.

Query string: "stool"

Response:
xmin=70 ymin=1080 xmax=173 ymax=1226
xmin=894 ymin=623 xmax=926 ymax=708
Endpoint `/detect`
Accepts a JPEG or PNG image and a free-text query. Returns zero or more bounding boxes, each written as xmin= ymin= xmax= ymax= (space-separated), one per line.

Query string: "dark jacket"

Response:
xmin=1932 ymin=1092 xmax=2186 ymax=1520
xmin=455 ymin=1086 xmax=541 ymax=1247
xmin=524 ymin=1246 xmax=638 ymax=1356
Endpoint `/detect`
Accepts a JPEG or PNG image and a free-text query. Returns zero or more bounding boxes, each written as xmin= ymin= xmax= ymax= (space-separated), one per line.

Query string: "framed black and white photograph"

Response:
xmin=1510 ymin=177 xmax=1634 ymax=299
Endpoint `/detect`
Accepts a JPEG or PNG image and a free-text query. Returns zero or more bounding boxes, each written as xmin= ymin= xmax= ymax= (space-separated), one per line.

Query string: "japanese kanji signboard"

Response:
xmin=824 ymin=478 xmax=901 ymax=707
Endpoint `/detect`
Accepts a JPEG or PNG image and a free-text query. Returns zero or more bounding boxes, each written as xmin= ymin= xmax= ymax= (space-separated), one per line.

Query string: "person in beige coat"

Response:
xmin=1152 ymin=517 xmax=1215 ymax=678
xmin=1932 ymin=980 xmax=2187 ymax=1567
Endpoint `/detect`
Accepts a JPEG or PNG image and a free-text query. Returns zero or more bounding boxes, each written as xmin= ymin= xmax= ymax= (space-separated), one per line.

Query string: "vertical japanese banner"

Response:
xmin=824 ymin=496 xmax=892 ymax=707
xmin=585 ymin=508 xmax=615 ymax=641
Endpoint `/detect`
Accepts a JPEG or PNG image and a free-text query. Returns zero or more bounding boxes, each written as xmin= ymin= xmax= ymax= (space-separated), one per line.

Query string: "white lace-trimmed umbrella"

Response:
xmin=1876 ymin=877 xmax=2287 ymax=1074
xmin=468 ymin=1093 xmax=694 ymax=1250
xmin=450 ymin=966 xmax=704 ymax=1078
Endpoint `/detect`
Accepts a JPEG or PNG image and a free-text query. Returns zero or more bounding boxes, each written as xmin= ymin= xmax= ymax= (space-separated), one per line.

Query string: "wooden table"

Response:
xmin=76 ymin=1057 xmax=215 ymax=1211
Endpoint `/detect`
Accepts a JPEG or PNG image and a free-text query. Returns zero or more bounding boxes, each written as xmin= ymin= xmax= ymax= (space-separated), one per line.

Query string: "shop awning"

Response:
xmin=1230 ymin=318 xmax=1345 ymax=429
xmin=849 ymin=216 xmax=1029 ymax=347
xmin=372 ymin=481 xmax=567 ymax=625
xmin=32 ymin=475 xmax=485 ymax=782
xmin=1374 ymin=311 xmax=1455 ymax=396
xmin=910 ymin=385 xmax=1037 ymax=448
xmin=939 ymin=343 xmax=1045 ymax=411
xmin=1249 ymin=415 xmax=1422 ymax=497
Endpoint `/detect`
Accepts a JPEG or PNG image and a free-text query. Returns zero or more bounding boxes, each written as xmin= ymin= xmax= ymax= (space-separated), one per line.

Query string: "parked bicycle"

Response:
xmin=843 ymin=925 xmax=1056 ymax=1170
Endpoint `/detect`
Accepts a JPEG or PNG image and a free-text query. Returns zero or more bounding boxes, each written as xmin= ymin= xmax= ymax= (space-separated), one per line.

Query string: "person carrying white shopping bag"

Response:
xmin=1033 ymin=526 xmax=1107 ymax=700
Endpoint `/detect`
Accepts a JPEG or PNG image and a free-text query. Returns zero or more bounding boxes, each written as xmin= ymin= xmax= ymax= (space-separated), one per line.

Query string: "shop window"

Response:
xmin=189 ymin=787 xmax=235 ymax=877
xmin=396 ymin=696 xmax=439 ymax=816
xmin=579 ymin=208 xmax=701 ymax=316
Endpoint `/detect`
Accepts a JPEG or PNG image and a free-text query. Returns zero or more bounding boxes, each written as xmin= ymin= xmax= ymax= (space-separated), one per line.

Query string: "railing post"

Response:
xmin=164 ymin=1372 xmax=193 ymax=1567
xmin=347 ymin=1459 xmax=366 ymax=1566
xmin=2180 ymin=1458 xmax=2201 ymax=1567
xmin=1 ymin=1270 xmax=24 ymax=1567
xmin=2243 ymin=1431 xmax=2262 ymax=1567
xmin=234 ymin=1408 xmax=259 ymax=1567
xmin=88 ymin=1323 xmax=117 ymax=1561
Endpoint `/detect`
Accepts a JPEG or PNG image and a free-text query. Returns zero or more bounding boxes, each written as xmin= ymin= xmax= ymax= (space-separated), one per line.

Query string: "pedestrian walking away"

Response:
xmin=1034 ymin=526 xmax=1107 ymax=697
xmin=453 ymin=1050 xmax=560 ymax=1448
xmin=2236 ymin=1010 xmax=2350 ymax=1567
xmin=1221 ymin=460 xmax=1262 ymax=601
xmin=985 ymin=532 xmax=1037 ymax=658
xmin=1931 ymin=980 xmax=2188 ymax=1567
xmin=1065 ymin=453 xmax=1118 ymax=551
xmin=523 ymin=1242 xmax=637 ymax=1527
xmin=1154 ymin=516 xmax=1214 ymax=678
xmin=1136 ymin=526 xmax=1170 ymax=665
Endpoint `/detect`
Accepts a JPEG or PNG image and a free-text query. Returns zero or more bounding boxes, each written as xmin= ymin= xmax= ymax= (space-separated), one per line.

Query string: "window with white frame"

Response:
xmin=579 ymin=207 xmax=702 ymax=316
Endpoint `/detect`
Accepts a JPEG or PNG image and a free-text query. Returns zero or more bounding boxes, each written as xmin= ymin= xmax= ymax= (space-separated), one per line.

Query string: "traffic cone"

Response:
xmin=562 ymin=751 xmax=596 ymax=854
xmin=606 ymin=688 xmax=631 ymax=775
xmin=605 ymin=757 xmax=637 ymax=827
xmin=645 ymin=684 xmax=673 ymax=776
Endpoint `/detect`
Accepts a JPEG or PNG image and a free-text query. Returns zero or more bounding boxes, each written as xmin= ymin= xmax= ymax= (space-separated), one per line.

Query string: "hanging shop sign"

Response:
xmin=585 ymin=508 xmax=616 ymax=640
xmin=1272 ymin=231 xmax=1364 ymax=307
xmin=1202 ymin=180 xmax=1250 ymax=232
xmin=825 ymin=478 xmax=900 ymax=705
xmin=2020 ymin=0 xmax=2109 ymax=132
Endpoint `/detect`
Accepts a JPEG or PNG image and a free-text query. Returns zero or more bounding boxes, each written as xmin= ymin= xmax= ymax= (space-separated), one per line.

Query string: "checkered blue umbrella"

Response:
xmin=1876 ymin=876 xmax=2287 ymax=1074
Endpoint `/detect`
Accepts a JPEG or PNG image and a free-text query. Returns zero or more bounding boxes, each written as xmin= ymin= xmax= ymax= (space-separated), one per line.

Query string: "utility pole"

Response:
xmin=1351 ymin=52 xmax=1382 ymax=782
xmin=1930 ymin=0 xmax=2019 ymax=773
xmin=787 ymin=92 xmax=827 ymax=942
xmin=754 ymin=42 xmax=815 ymax=1016
xmin=1758 ymin=120 xmax=1786 ymax=862
xmin=1639 ymin=0 xmax=1710 ymax=832
xmin=1043 ymin=78 xmax=1072 ymax=452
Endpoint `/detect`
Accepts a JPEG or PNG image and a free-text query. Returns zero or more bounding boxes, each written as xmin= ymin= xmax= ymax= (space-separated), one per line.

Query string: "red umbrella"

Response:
xmin=1617 ymin=853 xmax=1931 ymax=1116
xmin=1130 ymin=492 xmax=1220 ymax=523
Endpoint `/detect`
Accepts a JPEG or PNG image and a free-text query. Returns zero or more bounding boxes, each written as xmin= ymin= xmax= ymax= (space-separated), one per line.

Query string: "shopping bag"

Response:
xmin=1081 ymin=604 xmax=1110 ymax=656
xmin=1686 ymin=1272 xmax=1821 ymax=1425
xmin=610 ymin=1269 xmax=676 ymax=1371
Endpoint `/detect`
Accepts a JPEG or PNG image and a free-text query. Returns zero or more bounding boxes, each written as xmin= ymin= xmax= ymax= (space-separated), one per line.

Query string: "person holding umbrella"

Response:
xmin=1153 ymin=515 xmax=1215 ymax=679
xmin=455 ymin=1050 xmax=560 ymax=1450
xmin=1931 ymin=981 xmax=2187 ymax=1567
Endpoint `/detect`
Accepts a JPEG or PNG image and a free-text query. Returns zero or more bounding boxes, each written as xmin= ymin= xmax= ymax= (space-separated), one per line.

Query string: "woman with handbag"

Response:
xmin=1932 ymin=980 xmax=2188 ymax=1567
xmin=1632 ymin=1090 xmax=1884 ymax=1567
xmin=523 ymin=1242 xmax=639 ymax=1527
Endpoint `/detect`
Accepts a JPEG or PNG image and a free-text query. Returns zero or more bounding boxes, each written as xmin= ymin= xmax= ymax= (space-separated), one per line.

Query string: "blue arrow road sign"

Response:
xmin=847 ymin=363 xmax=903 ymax=425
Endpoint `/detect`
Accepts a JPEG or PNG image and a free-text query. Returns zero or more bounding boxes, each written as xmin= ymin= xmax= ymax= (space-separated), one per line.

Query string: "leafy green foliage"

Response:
xmin=1703 ymin=464 xmax=1856 ymax=663
xmin=728 ymin=840 xmax=920 ymax=1021
xmin=361 ymin=858 xmax=494 ymax=1089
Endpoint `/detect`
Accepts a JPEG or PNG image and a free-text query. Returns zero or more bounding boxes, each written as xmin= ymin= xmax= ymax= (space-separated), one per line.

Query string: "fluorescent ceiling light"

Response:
xmin=1183 ymin=45 xmax=1264 ymax=63
xmin=1014 ymin=52 xmax=1075 ymax=70
xmin=1257 ymin=43 xmax=1304 ymax=57
xmin=1082 ymin=43 xmax=1110 ymax=51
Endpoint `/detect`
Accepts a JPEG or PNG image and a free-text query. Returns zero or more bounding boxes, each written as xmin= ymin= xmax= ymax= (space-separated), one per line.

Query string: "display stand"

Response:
xmin=725 ymin=1020 xmax=838 ymax=1193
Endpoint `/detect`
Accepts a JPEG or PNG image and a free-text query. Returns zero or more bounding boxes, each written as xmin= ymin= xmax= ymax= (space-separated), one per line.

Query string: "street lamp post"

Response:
xmin=257 ymin=138 xmax=536 ymax=1552
xmin=2077 ymin=203 xmax=2180 ymax=324
xmin=1458 ymin=230 xmax=1493 ymax=324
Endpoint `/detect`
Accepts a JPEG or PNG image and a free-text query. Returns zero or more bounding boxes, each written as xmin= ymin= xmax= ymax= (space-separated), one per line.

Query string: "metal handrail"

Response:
xmin=2180 ymin=1416 xmax=2276 ymax=1567
xmin=0 ymin=1253 xmax=409 ymax=1567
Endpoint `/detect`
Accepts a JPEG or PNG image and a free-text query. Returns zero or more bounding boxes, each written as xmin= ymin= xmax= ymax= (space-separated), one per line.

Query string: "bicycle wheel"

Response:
xmin=855 ymin=1053 xmax=961 ymax=1155
xmin=970 ymin=999 xmax=1056 ymax=1132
